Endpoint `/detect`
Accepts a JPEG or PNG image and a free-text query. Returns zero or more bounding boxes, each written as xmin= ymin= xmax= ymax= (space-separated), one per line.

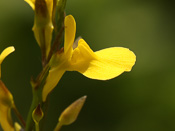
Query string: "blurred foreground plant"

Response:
xmin=0 ymin=0 xmax=136 ymax=130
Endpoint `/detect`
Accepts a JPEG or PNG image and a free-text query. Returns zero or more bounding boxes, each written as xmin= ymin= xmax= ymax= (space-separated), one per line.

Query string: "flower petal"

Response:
xmin=64 ymin=15 xmax=76 ymax=58
xmin=0 ymin=81 xmax=14 ymax=131
xmin=42 ymin=66 xmax=65 ymax=102
xmin=0 ymin=46 xmax=15 ymax=65
xmin=68 ymin=39 xmax=136 ymax=80
xmin=83 ymin=47 xmax=136 ymax=80
xmin=24 ymin=0 xmax=35 ymax=10
xmin=95 ymin=47 xmax=136 ymax=72
xmin=67 ymin=39 xmax=96 ymax=71
xmin=0 ymin=105 xmax=14 ymax=131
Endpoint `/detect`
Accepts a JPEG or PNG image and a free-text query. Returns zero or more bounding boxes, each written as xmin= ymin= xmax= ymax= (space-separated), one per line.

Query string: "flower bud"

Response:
xmin=33 ymin=0 xmax=54 ymax=63
xmin=25 ymin=0 xmax=54 ymax=64
xmin=59 ymin=96 xmax=87 ymax=125
xmin=32 ymin=104 xmax=44 ymax=124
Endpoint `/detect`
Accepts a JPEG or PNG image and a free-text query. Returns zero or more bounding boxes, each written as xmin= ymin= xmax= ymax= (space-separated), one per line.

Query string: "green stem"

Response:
xmin=54 ymin=122 xmax=63 ymax=131
xmin=35 ymin=123 xmax=40 ymax=131
xmin=25 ymin=65 xmax=50 ymax=131
xmin=39 ymin=98 xmax=49 ymax=131
xmin=25 ymin=91 xmax=38 ymax=131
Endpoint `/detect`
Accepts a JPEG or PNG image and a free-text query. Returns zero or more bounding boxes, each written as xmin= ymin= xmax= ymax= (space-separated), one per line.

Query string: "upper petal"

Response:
xmin=67 ymin=39 xmax=97 ymax=72
xmin=0 ymin=46 xmax=15 ymax=65
xmin=64 ymin=15 xmax=76 ymax=58
xmin=24 ymin=0 xmax=35 ymax=10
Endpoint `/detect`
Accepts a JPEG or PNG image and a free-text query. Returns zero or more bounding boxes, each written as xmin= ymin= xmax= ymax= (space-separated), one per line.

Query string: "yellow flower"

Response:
xmin=25 ymin=0 xmax=53 ymax=60
xmin=0 ymin=46 xmax=15 ymax=131
xmin=42 ymin=15 xmax=136 ymax=102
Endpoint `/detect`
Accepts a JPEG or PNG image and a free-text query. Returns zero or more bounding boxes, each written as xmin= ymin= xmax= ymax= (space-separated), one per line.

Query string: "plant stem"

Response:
xmin=35 ymin=123 xmax=40 ymax=131
xmin=25 ymin=92 xmax=38 ymax=131
xmin=54 ymin=122 xmax=63 ymax=131
xmin=25 ymin=65 xmax=50 ymax=131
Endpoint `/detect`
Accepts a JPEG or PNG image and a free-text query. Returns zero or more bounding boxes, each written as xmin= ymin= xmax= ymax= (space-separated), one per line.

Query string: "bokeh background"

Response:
xmin=0 ymin=0 xmax=175 ymax=131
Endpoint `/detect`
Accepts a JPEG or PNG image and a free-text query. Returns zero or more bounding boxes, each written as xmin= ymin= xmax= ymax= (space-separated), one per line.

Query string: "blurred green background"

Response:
xmin=0 ymin=0 xmax=175 ymax=131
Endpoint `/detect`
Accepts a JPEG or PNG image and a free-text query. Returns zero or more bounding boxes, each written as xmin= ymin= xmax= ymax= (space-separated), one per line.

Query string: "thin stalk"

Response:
xmin=12 ymin=104 xmax=26 ymax=127
xmin=35 ymin=123 xmax=40 ymax=131
xmin=54 ymin=122 xmax=63 ymax=131
xmin=25 ymin=65 xmax=50 ymax=131
xmin=25 ymin=92 xmax=38 ymax=131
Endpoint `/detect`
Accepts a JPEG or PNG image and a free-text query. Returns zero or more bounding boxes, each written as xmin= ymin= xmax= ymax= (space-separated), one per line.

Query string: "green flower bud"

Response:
xmin=32 ymin=104 xmax=44 ymax=124
xmin=59 ymin=96 xmax=87 ymax=125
